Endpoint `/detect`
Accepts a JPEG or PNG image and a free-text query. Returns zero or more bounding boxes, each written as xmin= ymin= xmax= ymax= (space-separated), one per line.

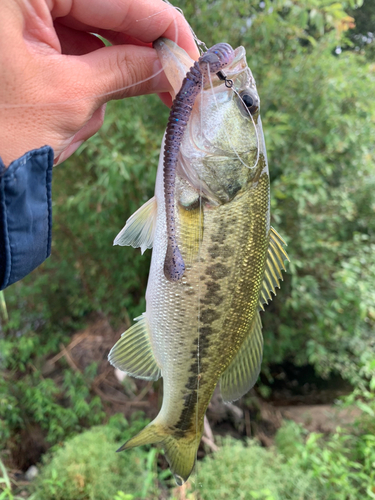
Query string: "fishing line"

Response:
xmin=134 ymin=6 xmax=171 ymax=21
xmin=206 ymin=69 xmax=260 ymax=171
xmin=163 ymin=0 xmax=208 ymax=54
xmin=0 ymin=64 xmax=167 ymax=109
xmin=192 ymin=70 xmax=206 ymax=495
xmin=190 ymin=63 xmax=260 ymax=490
xmin=231 ymin=86 xmax=260 ymax=170
xmin=196 ymin=171 xmax=203 ymax=494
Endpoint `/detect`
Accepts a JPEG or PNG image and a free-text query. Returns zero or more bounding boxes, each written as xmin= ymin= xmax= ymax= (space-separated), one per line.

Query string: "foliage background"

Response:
xmin=1 ymin=0 xmax=374 ymax=498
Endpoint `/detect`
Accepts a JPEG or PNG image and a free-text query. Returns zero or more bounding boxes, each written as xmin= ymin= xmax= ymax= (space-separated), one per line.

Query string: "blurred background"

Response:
xmin=1 ymin=0 xmax=374 ymax=498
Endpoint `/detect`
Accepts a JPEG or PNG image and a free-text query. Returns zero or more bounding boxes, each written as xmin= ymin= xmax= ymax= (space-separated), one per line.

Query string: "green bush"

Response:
xmin=30 ymin=417 xmax=375 ymax=500
xmin=0 ymin=366 xmax=105 ymax=450
xmin=274 ymin=420 xmax=306 ymax=460
xmin=189 ymin=438 xmax=322 ymax=500
xmin=32 ymin=415 xmax=162 ymax=500
xmin=191 ymin=411 xmax=375 ymax=500
xmin=276 ymin=419 xmax=375 ymax=500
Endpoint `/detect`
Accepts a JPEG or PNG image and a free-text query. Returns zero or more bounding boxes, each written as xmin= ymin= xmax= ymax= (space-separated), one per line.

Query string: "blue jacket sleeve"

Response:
xmin=0 ymin=146 xmax=54 ymax=290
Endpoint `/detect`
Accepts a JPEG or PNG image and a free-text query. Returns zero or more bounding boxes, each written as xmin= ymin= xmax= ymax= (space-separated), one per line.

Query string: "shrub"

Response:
xmin=189 ymin=438 xmax=322 ymax=500
xmin=189 ymin=411 xmax=375 ymax=500
xmin=31 ymin=415 xmax=162 ymax=500
xmin=276 ymin=418 xmax=375 ymax=500
xmin=0 ymin=366 xmax=105 ymax=452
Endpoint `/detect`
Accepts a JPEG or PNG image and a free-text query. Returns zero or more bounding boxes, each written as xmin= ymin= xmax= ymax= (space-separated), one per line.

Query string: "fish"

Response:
xmin=109 ymin=38 xmax=289 ymax=486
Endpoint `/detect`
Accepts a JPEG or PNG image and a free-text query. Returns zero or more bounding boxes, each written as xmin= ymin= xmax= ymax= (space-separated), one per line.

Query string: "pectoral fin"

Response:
xmin=220 ymin=311 xmax=263 ymax=403
xmin=108 ymin=313 xmax=161 ymax=381
xmin=114 ymin=197 xmax=157 ymax=254
xmin=258 ymin=227 xmax=290 ymax=310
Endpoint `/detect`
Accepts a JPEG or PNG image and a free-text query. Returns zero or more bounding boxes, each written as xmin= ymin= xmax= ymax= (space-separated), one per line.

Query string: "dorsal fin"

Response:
xmin=108 ymin=313 xmax=161 ymax=381
xmin=220 ymin=311 xmax=263 ymax=402
xmin=258 ymin=227 xmax=290 ymax=311
xmin=114 ymin=197 xmax=157 ymax=254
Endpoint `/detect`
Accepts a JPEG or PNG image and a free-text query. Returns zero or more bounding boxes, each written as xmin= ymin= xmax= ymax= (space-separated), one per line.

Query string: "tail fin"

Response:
xmin=118 ymin=420 xmax=202 ymax=485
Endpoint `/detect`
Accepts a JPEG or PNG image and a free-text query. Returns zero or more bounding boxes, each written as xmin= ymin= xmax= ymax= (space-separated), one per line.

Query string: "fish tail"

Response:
xmin=117 ymin=418 xmax=202 ymax=486
xmin=162 ymin=432 xmax=200 ymax=486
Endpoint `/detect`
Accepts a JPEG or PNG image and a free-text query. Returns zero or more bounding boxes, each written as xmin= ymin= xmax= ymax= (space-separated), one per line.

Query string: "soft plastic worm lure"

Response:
xmin=163 ymin=43 xmax=235 ymax=282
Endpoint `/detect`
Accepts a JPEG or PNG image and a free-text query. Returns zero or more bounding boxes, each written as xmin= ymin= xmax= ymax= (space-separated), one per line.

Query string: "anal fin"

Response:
xmin=114 ymin=196 xmax=157 ymax=254
xmin=258 ymin=227 xmax=290 ymax=311
xmin=118 ymin=418 xmax=200 ymax=486
xmin=220 ymin=311 xmax=263 ymax=403
xmin=108 ymin=313 xmax=161 ymax=381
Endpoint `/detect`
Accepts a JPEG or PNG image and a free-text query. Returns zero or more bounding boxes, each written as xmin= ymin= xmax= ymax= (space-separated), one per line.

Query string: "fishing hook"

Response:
xmin=216 ymin=70 xmax=233 ymax=88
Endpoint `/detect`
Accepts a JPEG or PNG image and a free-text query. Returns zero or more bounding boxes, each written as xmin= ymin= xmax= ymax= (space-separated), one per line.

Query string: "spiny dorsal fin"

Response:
xmin=108 ymin=313 xmax=161 ymax=381
xmin=114 ymin=196 xmax=157 ymax=254
xmin=258 ymin=227 xmax=290 ymax=311
xmin=178 ymin=203 xmax=204 ymax=266
xmin=220 ymin=311 xmax=263 ymax=403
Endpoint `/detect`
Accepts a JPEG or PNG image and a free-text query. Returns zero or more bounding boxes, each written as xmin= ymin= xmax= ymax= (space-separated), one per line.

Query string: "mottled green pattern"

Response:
xmin=173 ymin=160 xmax=270 ymax=435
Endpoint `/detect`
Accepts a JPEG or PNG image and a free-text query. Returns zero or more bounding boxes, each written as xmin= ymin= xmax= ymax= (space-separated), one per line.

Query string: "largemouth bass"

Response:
xmin=109 ymin=39 xmax=289 ymax=485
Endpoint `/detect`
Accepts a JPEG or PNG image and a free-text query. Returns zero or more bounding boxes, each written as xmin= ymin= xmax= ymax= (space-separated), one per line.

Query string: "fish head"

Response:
xmin=155 ymin=38 xmax=267 ymax=204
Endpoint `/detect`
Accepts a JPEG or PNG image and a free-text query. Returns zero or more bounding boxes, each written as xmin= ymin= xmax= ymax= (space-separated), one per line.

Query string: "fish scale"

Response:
xmin=109 ymin=39 xmax=289 ymax=485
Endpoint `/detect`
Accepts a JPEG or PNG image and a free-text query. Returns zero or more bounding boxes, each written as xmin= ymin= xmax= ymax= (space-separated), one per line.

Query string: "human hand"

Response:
xmin=0 ymin=0 xmax=199 ymax=166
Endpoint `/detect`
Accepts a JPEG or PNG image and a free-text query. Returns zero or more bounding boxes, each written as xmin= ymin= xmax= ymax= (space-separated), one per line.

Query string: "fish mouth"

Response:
xmin=154 ymin=38 xmax=256 ymax=100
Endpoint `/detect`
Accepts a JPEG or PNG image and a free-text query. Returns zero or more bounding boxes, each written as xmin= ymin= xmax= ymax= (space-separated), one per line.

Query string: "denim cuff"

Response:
xmin=0 ymin=146 xmax=54 ymax=290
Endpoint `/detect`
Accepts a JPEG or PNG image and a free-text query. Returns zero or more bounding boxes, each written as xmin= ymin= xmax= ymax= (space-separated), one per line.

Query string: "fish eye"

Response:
xmin=239 ymin=90 xmax=259 ymax=116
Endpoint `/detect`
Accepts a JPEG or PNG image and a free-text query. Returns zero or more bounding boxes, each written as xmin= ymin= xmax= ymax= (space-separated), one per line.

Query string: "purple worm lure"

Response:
xmin=163 ymin=43 xmax=235 ymax=282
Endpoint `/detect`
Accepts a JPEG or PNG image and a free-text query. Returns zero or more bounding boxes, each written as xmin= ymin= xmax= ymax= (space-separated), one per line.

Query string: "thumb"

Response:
xmin=69 ymin=44 xmax=172 ymax=107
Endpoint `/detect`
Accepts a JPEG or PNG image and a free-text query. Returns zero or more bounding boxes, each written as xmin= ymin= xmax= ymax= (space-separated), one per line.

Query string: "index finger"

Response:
xmin=52 ymin=0 xmax=200 ymax=60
